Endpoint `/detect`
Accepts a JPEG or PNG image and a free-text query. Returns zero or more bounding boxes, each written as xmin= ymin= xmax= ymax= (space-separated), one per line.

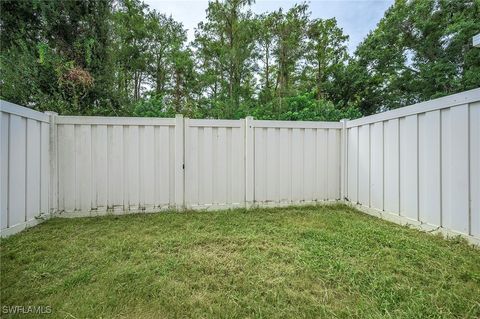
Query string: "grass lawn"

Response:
xmin=1 ymin=204 xmax=479 ymax=318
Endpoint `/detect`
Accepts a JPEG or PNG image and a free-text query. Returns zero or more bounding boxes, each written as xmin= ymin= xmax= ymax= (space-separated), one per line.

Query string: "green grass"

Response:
xmin=1 ymin=204 xmax=479 ymax=318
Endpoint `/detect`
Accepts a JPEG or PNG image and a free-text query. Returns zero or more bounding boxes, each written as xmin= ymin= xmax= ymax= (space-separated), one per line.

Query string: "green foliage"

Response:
xmin=353 ymin=0 xmax=480 ymax=114
xmin=0 ymin=0 xmax=116 ymax=114
xmin=251 ymin=93 xmax=361 ymax=121
xmin=1 ymin=0 xmax=478 ymax=119
xmin=132 ymin=95 xmax=172 ymax=117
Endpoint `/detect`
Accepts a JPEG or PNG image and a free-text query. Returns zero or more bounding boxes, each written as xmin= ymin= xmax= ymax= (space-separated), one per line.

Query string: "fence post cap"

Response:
xmin=175 ymin=114 xmax=183 ymax=119
xmin=44 ymin=111 xmax=58 ymax=116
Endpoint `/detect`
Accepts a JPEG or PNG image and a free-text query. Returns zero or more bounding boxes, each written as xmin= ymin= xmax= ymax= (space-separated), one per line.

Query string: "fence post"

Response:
xmin=340 ymin=119 xmax=348 ymax=201
xmin=45 ymin=111 xmax=58 ymax=215
xmin=245 ymin=116 xmax=254 ymax=208
xmin=175 ymin=114 xmax=184 ymax=210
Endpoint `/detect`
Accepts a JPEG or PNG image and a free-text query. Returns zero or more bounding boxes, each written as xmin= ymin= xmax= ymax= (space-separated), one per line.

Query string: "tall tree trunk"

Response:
xmin=174 ymin=69 xmax=181 ymax=113
xmin=316 ymin=62 xmax=323 ymax=100
xmin=264 ymin=44 xmax=270 ymax=92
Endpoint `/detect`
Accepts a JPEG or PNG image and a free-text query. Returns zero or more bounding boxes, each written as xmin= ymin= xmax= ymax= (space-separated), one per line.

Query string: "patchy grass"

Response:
xmin=1 ymin=204 xmax=479 ymax=318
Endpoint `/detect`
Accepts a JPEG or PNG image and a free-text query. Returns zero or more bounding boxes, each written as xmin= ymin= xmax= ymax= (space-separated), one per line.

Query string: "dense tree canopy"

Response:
xmin=1 ymin=0 xmax=478 ymax=119
xmin=352 ymin=0 xmax=480 ymax=114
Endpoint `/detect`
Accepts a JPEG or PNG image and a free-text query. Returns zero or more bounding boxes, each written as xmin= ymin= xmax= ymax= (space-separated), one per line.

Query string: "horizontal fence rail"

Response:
xmin=1 ymin=87 xmax=479 ymax=244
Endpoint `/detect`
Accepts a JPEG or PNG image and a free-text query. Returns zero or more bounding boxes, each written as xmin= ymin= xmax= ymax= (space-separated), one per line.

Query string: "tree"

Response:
xmin=112 ymin=0 xmax=150 ymax=102
xmin=0 ymin=0 xmax=115 ymax=114
xmin=271 ymin=4 xmax=309 ymax=101
xmin=304 ymin=18 xmax=349 ymax=100
xmin=193 ymin=0 xmax=257 ymax=118
xmin=256 ymin=12 xmax=276 ymax=102
xmin=353 ymin=0 xmax=480 ymax=114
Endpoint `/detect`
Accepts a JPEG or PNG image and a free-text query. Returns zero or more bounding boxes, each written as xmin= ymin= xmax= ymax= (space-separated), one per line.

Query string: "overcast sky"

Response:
xmin=143 ymin=0 xmax=394 ymax=53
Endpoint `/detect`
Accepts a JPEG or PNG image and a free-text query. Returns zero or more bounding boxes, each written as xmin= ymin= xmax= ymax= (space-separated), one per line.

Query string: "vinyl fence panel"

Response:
xmin=0 ymin=101 xmax=50 ymax=236
xmin=251 ymin=120 xmax=342 ymax=205
xmin=184 ymin=119 xmax=245 ymax=209
xmin=346 ymin=88 xmax=480 ymax=243
xmin=56 ymin=116 xmax=178 ymax=215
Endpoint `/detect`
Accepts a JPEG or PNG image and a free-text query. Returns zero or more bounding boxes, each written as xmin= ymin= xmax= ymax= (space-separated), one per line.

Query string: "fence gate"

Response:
xmin=184 ymin=119 xmax=245 ymax=210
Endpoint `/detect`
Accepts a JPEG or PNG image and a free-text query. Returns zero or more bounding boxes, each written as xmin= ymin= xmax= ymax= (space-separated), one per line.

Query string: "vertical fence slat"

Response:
xmin=370 ymin=121 xmax=384 ymax=210
xmin=108 ymin=125 xmax=124 ymax=211
xmin=340 ymin=120 xmax=347 ymax=200
xmin=327 ymin=129 xmax=340 ymax=200
xmin=418 ymin=111 xmax=441 ymax=226
xmin=291 ymin=128 xmax=303 ymax=202
xmin=174 ymin=114 xmax=184 ymax=208
xmin=245 ymin=117 xmax=254 ymax=206
xmin=8 ymin=115 xmax=27 ymax=226
xmin=40 ymin=122 xmax=49 ymax=215
xmin=470 ymin=102 xmax=480 ymax=237
xmin=441 ymin=105 xmax=470 ymax=234
xmin=157 ymin=126 xmax=170 ymax=206
xmin=278 ymin=128 xmax=291 ymax=202
xmin=266 ymin=128 xmax=278 ymax=202
xmin=126 ymin=126 xmax=139 ymax=209
xmin=237 ymin=121 xmax=246 ymax=204
xmin=384 ymin=119 xmax=399 ymax=214
xmin=94 ymin=125 xmax=108 ymax=210
xmin=202 ymin=126 xmax=213 ymax=205
xmin=77 ymin=125 xmax=92 ymax=212
xmin=346 ymin=127 xmax=358 ymax=203
xmin=1 ymin=112 xmax=9 ymax=229
xmin=254 ymin=127 xmax=265 ymax=202
xmin=399 ymin=115 xmax=418 ymax=220
xmin=317 ymin=129 xmax=328 ymax=200
xmin=26 ymin=119 xmax=41 ymax=220
xmin=216 ymin=127 xmax=227 ymax=204
xmin=304 ymin=129 xmax=315 ymax=201
xmin=226 ymin=127 xmax=233 ymax=205
xmin=184 ymin=120 xmax=194 ymax=207
xmin=45 ymin=111 xmax=57 ymax=215
xmin=358 ymin=125 xmax=370 ymax=206
xmin=143 ymin=126 xmax=155 ymax=209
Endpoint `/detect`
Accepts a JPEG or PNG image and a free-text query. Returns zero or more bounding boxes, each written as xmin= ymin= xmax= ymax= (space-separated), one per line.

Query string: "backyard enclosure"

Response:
xmin=1 ymin=88 xmax=479 ymax=244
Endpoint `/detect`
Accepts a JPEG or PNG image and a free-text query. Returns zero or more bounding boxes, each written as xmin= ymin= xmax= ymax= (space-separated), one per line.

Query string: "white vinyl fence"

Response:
xmin=0 ymin=101 xmax=51 ymax=236
xmin=249 ymin=119 xmax=343 ymax=206
xmin=55 ymin=115 xmax=183 ymax=215
xmin=184 ymin=119 xmax=245 ymax=210
xmin=346 ymin=89 xmax=480 ymax=241
xmin=1 ymin=87 xmax=479 ymax=244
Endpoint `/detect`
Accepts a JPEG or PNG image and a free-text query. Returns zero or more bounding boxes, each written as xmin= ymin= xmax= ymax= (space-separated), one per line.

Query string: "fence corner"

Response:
xmin=44 ymin=111 xmax=58 ymax=215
